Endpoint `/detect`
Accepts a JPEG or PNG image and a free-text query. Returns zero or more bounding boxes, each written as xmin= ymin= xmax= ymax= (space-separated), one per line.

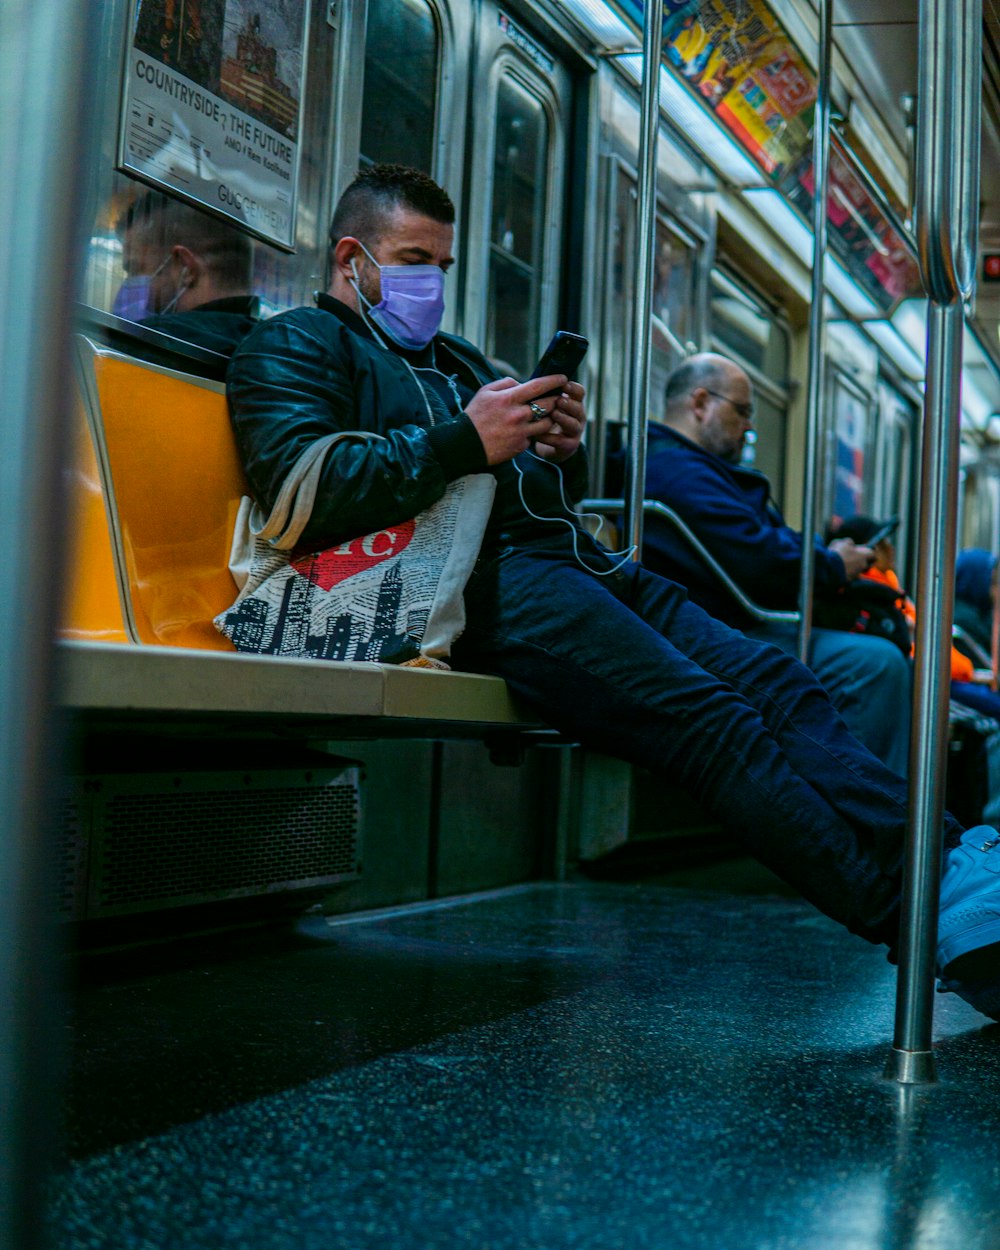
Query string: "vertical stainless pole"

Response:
xmin=886 ymin=0 xmax=981 ymax=1084
xmin=624 ymin=0 xmax=665 ymax=560
xmin=0 ymin=0 xmax=93 ymax=1241
xmin=796 ymin=0 xmax=832 ymax=663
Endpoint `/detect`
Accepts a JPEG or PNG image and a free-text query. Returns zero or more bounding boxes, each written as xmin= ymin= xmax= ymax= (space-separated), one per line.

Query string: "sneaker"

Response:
xmin=937 ymin=976 xmax=1000 ymax=1023
xmin=937 ymin=825 xmax=1000 ymax=982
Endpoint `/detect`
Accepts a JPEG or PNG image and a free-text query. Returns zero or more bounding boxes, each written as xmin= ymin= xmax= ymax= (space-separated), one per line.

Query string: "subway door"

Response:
xmin=458 ymin=6 xmax=573 ymax=375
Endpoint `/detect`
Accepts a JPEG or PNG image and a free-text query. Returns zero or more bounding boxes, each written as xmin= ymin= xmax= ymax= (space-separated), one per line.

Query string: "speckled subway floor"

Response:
xmin=47 ymin=881 xmax=1000 ymax=1250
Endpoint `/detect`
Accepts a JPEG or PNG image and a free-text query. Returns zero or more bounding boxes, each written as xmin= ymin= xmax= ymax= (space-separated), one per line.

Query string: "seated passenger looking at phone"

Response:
xmin=631 ymin=353 xmax=912 ymax=776
xmin=226 ymin=164 xmax=1000 ymax=1024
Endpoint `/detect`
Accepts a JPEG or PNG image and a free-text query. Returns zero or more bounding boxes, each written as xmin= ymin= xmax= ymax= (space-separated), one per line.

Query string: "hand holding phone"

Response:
xmin=865 ymin=518 xmax=899 ymax=547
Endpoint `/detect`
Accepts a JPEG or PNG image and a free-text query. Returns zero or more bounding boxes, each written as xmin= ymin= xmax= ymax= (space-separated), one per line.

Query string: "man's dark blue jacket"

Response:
xmin=640 ymin=422 xmax=849 ymax=629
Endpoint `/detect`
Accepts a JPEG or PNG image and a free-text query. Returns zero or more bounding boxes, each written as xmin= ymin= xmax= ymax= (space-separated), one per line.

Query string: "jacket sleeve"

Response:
xmin=227 ymin=314 xmax=487 ymax=549
xmin=645 ymin=452 xmax=848 ymax=608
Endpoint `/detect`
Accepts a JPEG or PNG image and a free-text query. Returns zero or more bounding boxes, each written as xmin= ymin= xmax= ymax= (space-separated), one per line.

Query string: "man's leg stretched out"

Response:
xmin=455 ymin=547 xmax=1000 ymax=1018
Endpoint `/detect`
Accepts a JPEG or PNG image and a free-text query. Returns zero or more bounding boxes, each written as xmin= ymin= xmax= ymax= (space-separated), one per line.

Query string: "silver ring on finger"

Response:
xmin=529 ymin=401 xmax=547 ymax=419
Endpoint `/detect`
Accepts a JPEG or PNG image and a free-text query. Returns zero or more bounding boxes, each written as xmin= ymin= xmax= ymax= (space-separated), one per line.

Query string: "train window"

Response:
xmin=360 ymin=0 xmax=440 ymax=172
xmin=85 ymin=188 xmax=260 ymax=353
xmin=960 ymin=467 xmax=1000 ymax=554
xmin=872 ymin=381 xmax=915 ymax=570
xmin=79 ymin=2 xmax=336 ymax=345
xmin=709 ymin=269 xmax=790 ymax=494
xmin=649 ymin=217 xmax=697 ymax=422
xmin=601 ymin=164 xmax=638 ymax=444
xmin=485 ymin=74 xmax=549 ymax=376
xmin=602 ymin=163 xmax=700 ymax=427
xmin=710 ymin=271 xmax=788 ymax=378
xmin=827 ymin=370 xmax=872 ymax=522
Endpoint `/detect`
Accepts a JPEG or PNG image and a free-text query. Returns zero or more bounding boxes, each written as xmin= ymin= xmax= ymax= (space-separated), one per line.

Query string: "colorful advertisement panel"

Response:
xmin=784 ymin=146 xmax=921 ymax=313
xmin=118 ymin=0 xmax=310 ymax=249
xmin=662 ymin=0 xmax=816 ymax=180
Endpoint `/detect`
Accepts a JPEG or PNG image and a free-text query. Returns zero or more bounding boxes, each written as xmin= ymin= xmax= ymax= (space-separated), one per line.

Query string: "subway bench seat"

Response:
xmin=60 ymin=335 xmax=539 ymax=737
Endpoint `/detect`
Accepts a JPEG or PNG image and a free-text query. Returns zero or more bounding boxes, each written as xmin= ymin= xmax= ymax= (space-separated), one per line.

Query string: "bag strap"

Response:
xmin=252 ymin=430 xmax=383 ymax=550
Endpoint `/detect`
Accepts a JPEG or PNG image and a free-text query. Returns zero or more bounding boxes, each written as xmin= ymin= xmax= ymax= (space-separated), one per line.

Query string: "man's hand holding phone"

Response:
xmin=465 ymin=374 xmax=569 ymax=464
xmin=531 ymin=379 xmax=586 ymax=462
xmin=465 ymin=330 xmax=589 ymax=465
xmin=526 ymin=330 xmax=588 ymax=462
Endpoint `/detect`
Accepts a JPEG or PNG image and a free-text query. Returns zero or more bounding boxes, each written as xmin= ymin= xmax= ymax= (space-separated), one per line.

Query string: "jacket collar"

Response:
xmin=649 ymin=421 xmax=771 ymax=489
xmin=315 ymin=291 xmax=378 ymax=339
xmin=313 ymin=291 xmax=496 ymax=386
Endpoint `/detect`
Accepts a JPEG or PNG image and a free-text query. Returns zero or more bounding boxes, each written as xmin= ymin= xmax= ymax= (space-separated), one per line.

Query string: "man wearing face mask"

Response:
xmin=113 ymin=190 xmax=260 ymax=357
xmin=226 ymin=164 xmax=1000 ymax=1024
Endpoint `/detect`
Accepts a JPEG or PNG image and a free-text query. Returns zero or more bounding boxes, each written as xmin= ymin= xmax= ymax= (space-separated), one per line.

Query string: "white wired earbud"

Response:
xmin=512 ymin=450 xmax=638 ymax=576
xmin=349 ymin=327 xmax=634 ymax=574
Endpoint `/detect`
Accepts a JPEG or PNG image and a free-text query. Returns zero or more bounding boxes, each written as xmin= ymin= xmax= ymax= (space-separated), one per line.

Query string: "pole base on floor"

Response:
xmin=884 ymin=1046 xmax=938 ymax=1084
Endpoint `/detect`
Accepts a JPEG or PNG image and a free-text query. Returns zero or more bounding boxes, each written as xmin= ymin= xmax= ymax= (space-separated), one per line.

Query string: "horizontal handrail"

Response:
xmin=951 ymin=623 xmax=991 ymax=671
xmin=582 ymin=497 xmax=801 ymax=624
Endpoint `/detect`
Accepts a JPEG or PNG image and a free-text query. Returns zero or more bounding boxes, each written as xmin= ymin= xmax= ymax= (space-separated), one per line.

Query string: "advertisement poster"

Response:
xmin=663 ymin=0 xmax=816 ymax=180
xmin=118 ymin=0 xmax=310 ymax=249
xmin=785 ymin=146 xmax=921 ymax=313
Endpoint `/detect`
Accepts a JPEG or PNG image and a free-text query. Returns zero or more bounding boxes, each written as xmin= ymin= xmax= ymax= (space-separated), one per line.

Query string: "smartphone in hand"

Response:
xmin=529 ymin=331 xmax=589 ymax=397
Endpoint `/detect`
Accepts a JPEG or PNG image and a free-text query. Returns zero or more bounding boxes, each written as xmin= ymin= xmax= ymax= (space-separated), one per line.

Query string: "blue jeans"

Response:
xmin=746 ymin=623 xmax=912 ymax=776
xmin=454 ymin=540 xmax=963 ymax=953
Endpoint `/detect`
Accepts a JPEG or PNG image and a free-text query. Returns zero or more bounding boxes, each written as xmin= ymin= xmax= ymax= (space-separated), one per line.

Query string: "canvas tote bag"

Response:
xmin=214 ymin=430 xmax=496 ymax=668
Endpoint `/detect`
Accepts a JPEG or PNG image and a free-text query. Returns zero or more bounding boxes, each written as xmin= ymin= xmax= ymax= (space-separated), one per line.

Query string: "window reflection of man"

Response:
xmin=112 ymin=190 xmax=260 ymax=356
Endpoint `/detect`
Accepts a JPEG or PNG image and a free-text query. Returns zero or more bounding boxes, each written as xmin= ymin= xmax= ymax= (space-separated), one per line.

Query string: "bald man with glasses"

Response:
xmin=632 ymin=352 xmax=911 ymax=776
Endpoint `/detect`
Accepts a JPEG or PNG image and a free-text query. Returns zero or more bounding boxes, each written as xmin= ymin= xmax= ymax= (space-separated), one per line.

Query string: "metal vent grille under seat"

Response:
xmin=55 ymin=794 xmax=89 ymax=921
xmin=67 ymin=766 xmax=362 ymax=918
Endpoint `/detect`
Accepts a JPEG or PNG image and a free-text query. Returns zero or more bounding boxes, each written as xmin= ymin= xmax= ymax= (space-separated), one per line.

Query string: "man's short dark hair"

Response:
xmin=328 ymin=164 xmax=455 ymax=255
xmin=118 ymin=189 xmax=253 ymax=288
xmin=663 ymin=355 xmax=732 ymax=413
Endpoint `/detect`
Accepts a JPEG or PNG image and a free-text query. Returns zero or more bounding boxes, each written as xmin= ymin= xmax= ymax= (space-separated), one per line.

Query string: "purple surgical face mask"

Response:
xmin=112 ymin=274 xmax=155 ymax=321
xmin=350 ymin=241 xmax=445 ymax=350
xmin=111 ymin=255 xmax=173 ymax=322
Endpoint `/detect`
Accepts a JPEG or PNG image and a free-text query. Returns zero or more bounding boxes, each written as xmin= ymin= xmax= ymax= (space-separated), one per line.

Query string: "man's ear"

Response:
xmin=690 ymin=386 xmax=710 ymax=423
xmin=333 ymin=236 xmax=364 ymax=279
xmin=171 ymin=244 xmax=201 ymax=287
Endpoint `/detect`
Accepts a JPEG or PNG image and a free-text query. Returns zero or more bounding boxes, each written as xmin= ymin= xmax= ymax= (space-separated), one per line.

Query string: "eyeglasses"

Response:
xmin=702 ymin=389 xmax=755 ymax=422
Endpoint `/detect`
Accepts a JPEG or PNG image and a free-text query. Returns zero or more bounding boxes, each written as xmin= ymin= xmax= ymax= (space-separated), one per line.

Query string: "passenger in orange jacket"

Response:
xmin=829 ymin=515 xmax=986 ymax=694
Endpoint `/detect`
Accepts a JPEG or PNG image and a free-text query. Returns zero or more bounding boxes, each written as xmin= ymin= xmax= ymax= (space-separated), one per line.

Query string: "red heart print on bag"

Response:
xmin=292 ymin=520 xmax=415 ymax=591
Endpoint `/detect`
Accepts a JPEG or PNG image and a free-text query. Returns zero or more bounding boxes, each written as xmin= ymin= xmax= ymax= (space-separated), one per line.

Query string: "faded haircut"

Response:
xmin=328 ymin=164 xmax=455 ymax=256
xmin=119 ymin=190 xmax=252 ymax=287
xmin=663 ymin=355 xmax=733 ymax=414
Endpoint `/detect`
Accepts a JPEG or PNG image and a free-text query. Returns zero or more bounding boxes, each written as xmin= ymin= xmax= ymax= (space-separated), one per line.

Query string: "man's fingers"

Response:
xmin=515 ymin=374 xmax=567 ymax=403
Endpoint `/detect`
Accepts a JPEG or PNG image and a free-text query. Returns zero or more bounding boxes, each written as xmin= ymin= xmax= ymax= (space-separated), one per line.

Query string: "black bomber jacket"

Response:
xmin=226 ymin=294 xmax=589 ymax=553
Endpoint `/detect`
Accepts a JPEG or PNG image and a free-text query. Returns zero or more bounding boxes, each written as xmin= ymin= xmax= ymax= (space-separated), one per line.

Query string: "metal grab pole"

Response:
xmin=0 ymin=0 xmax=94 ymax=1242
xmin=796 ymin=0 xmax=831 ymax=664
xmin=624 ymin=0 xmax=665 ymax=561
xmin=886 ymin=0 xmax=981 ymax=1085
